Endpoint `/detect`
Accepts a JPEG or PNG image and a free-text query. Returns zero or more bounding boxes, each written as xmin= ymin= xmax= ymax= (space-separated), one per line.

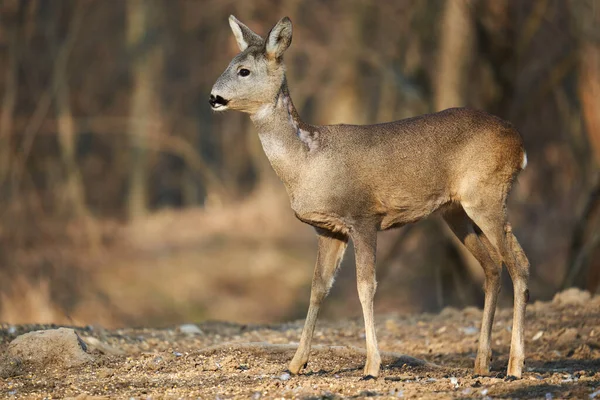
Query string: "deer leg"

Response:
xmin=351 ymin=225 xmax=381 ymax=378
xmin=464 ymin=204 xmax=530 ymax=379
xmin=288 ymin=229 xmax=348 ymax=374
xmin=443 ymin=207 xmax=502 ymax=375
xmin=504 ymin=225 xmax=530 ymax=378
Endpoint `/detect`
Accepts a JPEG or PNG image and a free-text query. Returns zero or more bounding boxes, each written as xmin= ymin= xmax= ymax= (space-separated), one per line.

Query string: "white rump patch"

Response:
xmin=521 ymin=152 xmax=528 ymax=169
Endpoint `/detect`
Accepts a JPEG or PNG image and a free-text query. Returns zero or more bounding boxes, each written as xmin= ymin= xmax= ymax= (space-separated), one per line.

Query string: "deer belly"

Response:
xmin=377 ymin=191 xmax=450 ymax=230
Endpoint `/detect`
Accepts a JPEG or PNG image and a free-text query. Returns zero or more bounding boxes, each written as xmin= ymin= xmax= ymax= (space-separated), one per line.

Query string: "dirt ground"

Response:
xmin=1 ymin=289 xmax=600 ymax=399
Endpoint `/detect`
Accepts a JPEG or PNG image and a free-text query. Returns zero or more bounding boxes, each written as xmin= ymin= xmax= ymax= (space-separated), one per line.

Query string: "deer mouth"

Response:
xmin=209 ymin=94 xmax=229 ymax=111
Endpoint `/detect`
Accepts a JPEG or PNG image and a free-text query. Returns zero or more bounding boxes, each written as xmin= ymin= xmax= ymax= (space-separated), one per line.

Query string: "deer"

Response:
xmin=209 ymin=15 xmax=530 ymax=380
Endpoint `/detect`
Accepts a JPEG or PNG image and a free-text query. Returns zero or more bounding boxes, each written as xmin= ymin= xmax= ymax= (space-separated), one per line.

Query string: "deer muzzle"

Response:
xmin=209 ymin=94 xmax=229 ymax=110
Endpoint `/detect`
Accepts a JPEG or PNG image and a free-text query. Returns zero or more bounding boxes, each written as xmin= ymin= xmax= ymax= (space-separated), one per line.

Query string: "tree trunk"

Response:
xmin=563 ymin=0 xmax=600 ymax=291
xmin=127 ymin=0 xmax=163 ymax=219
xmin=433 ymin=0 xmax=484 ymax=287
xmin=52 ymin=3 xmax=88 ymax=220
xmin=0 ymin=4 xmax=22 ymax=187
xmin=434 ymin=0 xmax=476 ymax=111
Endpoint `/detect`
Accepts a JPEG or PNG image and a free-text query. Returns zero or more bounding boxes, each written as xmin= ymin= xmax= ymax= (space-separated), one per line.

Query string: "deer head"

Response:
xmin=209 ymin=16 xmax=293 ymax=115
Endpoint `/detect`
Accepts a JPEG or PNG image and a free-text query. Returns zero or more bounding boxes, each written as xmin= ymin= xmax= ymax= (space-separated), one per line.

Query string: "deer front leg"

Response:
xmin=352 ymin=225 xmax=381 ymax=379
xmin=288 ymin=229 xmax=348 ymax=374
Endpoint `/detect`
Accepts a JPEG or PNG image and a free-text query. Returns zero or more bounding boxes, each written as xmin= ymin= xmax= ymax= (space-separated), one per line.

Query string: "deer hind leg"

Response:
xmin=289 ymin=229 xmax=348 ymax=374
xmin=443 ymin=206 xmax=502 ymax=376
xmin=351 ymin=224 xmax=381 ymax=379
xmin=462 ymin=195 xmax=530 ymax=379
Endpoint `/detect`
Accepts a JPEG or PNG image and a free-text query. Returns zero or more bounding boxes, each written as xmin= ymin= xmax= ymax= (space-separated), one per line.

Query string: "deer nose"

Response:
xmin=209 ymin=94 xmax=229 ymax=108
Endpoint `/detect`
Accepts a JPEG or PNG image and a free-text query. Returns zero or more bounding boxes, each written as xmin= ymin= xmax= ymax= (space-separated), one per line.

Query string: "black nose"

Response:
xmin=209 ymin=94 xmax=229 ymax=108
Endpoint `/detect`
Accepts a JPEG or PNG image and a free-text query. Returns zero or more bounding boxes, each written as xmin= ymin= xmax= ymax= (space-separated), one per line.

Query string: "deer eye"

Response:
xmin=238 ymin=68 xmax=250 ymax=77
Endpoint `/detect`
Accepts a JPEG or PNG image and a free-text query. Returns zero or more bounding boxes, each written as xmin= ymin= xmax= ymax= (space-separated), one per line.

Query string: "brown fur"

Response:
xmin=211 ymin=15 xmax=530 ymax=379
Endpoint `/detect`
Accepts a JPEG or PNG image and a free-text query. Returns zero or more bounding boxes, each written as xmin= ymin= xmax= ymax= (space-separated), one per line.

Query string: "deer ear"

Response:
xmin=265 ymin=17 xmax=292 ymax=60
xmin=229 ymin=15 xmax=262 ymax=51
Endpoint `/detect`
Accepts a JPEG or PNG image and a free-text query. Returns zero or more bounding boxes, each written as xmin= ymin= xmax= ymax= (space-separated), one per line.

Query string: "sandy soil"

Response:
xmin=1 ymin=289 xmax=600 ymax=399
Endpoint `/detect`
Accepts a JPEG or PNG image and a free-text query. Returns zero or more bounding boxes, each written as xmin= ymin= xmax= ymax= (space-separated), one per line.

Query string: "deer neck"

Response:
xmin=250 ymin=77 xmax=312 ymax=188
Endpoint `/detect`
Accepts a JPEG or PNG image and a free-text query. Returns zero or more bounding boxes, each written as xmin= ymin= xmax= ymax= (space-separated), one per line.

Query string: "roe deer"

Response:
xmin=210 ymin=16 xmax=530 ymax=379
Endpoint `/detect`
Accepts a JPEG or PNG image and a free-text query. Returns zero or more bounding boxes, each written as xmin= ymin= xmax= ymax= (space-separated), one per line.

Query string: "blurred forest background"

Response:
xmin=0 ymin=0 xmax=599 ymax=328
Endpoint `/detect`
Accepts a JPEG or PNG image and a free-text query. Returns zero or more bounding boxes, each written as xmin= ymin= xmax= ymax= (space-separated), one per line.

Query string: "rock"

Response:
xmin=590 ymin=389 xmax=600 ymax=399
xmin=82 ymin=336 xmax=125 ymax=356
xmin=178 ymin=324 xmax=203 ymax=335
xmin=97 ymin=367 xmax=115 ymax=379
xmin=4 ymin=328 xmax=92 ymax=371
xmin=0 ymin=353 xmax=22 ymax=378
xmin=532 ymin=331 xmax=544 ymax=341
xmin=461 ymin=326 xmax=478 ymax=336
xmin=278 ymin=372 xmax=291 ymax=381
xmin=552 ymin=288 xmax=591 ymax=306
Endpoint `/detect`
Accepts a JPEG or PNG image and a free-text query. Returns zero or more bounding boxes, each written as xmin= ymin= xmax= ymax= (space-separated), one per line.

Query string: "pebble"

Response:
xmin=179 ymin=324 xmax=203 ymax=335
xmin=97 ymin=368 xmax=114 ymax=379
xmin=461 ymin=326 xmax=478 ymax=336
xmin=83 ymin=336 xmax=125 ymax=355
xmin=532 ymin=331 xmax=544 ymax=341
xmin=278 ymin=372 xmax=291 ymax=381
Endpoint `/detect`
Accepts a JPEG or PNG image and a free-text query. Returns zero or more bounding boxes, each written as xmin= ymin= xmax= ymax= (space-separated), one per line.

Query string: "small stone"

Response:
xmin=203 ymin=359 xmax=219 ymax=371
xmin=97 ymin=368 xmax=114 ymax=379
xmin=461 ymin=326 xmax=478 ymax=336
xmin=178 ymin=324 xmax=203 ymax=335
xmin=532 ymin=331 xmax=544 ymax=341
xmin=278 ymin=372 xmax=291 ymax=381
xmin=82 ymin=336 xmax=124 ymax=355
xmin=173 ymin=352 xmax=183 ymax=357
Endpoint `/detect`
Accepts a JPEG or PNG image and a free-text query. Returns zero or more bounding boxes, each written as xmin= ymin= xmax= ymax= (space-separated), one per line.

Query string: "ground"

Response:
xmin=1 ymin=289 xmax=600 ymax=399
